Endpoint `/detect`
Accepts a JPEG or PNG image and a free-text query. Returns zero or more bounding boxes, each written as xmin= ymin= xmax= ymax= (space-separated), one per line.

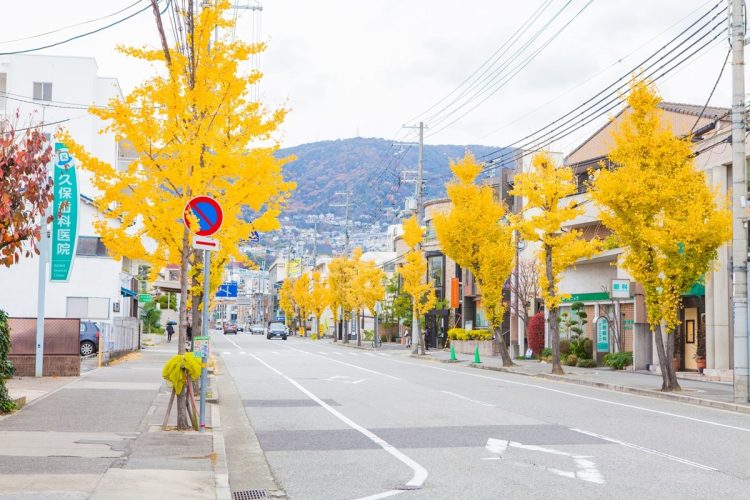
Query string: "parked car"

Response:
xmin=80 ymin=321 xmax=100 ymax=356
xmin=250 ymin=324 xmax=265 ymax=335
xmin=267 ymin=322 xmax=287 ymax=340
xmin=223 ymin=321 xmax=238 ymax=335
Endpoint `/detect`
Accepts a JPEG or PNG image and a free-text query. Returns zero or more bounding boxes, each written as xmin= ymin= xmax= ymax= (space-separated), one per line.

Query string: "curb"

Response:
xmin=404 ymin=353 xmax=750 ymax=415
xmin=211 ymin=404 xmax=231 ymax=500
xmin=532 ymin=372 xmax=750 ymax=415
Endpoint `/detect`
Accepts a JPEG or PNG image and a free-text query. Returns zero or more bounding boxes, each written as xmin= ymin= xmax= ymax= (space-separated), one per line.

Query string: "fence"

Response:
xmin=100 ymin=317 xmax=139 ymax=362
xmin=8 ymin=317 xmax=80 ymax=376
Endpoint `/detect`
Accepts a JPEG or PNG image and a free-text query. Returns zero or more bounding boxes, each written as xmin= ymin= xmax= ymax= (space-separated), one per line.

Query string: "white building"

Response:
xmin=0 ymin=55 xmax=137 ymax=340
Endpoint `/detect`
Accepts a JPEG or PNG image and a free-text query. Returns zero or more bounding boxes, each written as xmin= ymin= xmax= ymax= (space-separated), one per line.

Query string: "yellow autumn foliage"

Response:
xmin=58 ymin=0 xmax=295 ymax=298
xmin=434 ymin=153 xmax=514 ymax=331
xmin=399 ymin=216 xmax=436 ymax=316
xmin=512 ymin=152 xmax=600 ymax=310
xmin=590 ymin=78 xmax=731 ymax=331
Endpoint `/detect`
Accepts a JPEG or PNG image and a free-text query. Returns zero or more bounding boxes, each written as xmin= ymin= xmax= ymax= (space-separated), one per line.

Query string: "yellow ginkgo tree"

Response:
xmin=511 ymin=152 xmax=600 ymax=375
xmin=399 ymin=216 xmax=436 ymax=355
xmin=351 ymin=250 xmax=386 ymax=347
xmin=60 ymin=0 xmax=295 ymax=367
xmin=590 ymin=79 xmax=731 ymax=392
xmin=308 ymin=271 xmax=330 ymax=339
xmin=279 ymin=278 xmax=296 ymax=329
xmin=328 ymin=254 xmax=357 ymax=343
xmin=434 ymin=153 xmax=516 ymax=366
xmin=292 ymin=273 xmax=312 ymax=337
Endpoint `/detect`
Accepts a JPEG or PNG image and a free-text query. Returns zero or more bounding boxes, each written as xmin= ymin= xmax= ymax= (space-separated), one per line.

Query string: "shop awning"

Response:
xmin=121 ymin=287 xmax=137 ymax=298
xmin=682 ymin=282 xmax=705 ymax=297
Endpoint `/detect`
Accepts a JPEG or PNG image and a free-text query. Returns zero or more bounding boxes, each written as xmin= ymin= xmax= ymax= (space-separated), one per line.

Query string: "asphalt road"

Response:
xmin=212 ymin=333 xmax=750 ymax=500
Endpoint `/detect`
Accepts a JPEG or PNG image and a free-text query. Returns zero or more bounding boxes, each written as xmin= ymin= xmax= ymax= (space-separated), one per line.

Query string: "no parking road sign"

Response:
xmin=184 ymin=196 xmax=223 ymax=236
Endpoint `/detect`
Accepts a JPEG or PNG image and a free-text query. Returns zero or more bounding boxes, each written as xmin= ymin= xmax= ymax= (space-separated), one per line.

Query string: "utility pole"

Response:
xmin=312 ymin=218 xmax=318 ymax=269
xmin=403 ymin=122 xmax=426 ymax=354
xmin=331 ymin=191 xmax=352 ymax=255
xmin=35 ymin=107 xmax=50 ymax=378
xmin=731 ymin=0 xmax=749 ymax=402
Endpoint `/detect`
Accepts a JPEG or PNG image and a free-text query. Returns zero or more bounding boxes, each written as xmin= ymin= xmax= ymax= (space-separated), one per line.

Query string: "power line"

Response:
xmin=407 ymin=0 xmax=556 ymax=125
xmin=0 ymin=0 xmax=166 ymax=56
xmin=479 ymin=0 xmax=725 ymax=162
xmin=0 ymin=1 xmax=145 ymax=45
xmin=426 ymin=0 xmax=593 ymax=135
xmin=690 ymin=46 xmax=731 ymax=132
xmin=476 ymin=4 xmax=727 ymax=170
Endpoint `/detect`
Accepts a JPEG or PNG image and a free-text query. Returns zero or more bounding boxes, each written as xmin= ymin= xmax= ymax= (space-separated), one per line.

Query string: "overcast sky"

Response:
xmin=0 ymin=0 xmax=738 ymax=152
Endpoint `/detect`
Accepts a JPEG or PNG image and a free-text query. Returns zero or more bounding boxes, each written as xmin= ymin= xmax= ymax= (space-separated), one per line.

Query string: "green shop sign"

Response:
xmin=596 ymin=316 xmax=609 ymax=352
xmin=561 ymin=292 xmax=610 ymax=303
xmin=50 ymin=143 xmax=79 ymax=282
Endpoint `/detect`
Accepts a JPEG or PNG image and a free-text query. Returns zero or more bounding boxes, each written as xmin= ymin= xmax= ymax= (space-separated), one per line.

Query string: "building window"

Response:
xmin=33 ymin=82 xmax=53 ymax=101
xmin=427 ymin=254 xmax=445 ymax=302
xmin=67 ymin=297 xmax=110 ymax=319
xmin=76 ymin=236 xmax=109 ymax=257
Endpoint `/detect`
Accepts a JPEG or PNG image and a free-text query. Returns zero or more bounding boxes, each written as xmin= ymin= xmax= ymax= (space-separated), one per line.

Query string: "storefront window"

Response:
xmin=427 ymin=254 xmax=444 ymax=301
xmin=475 ymin=305 xmax=489 ymax=328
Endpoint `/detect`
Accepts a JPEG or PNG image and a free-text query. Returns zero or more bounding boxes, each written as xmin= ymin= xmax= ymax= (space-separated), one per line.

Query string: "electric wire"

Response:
xmin=690 ymin=46 xmax=731 ymax=132
xmin=426 ymin=0 xmax=595 ymax=136
xmin=408 ymin=0 xmax=556 ymax=125
xmin=0 ymin=1 xmax=144 ymax=45
xmin=476 ymin=5 xmax=727 ymax=171
xmin=0 ymin=1 xmax=166 ymax=56
xmin=479 ymin=0 xmax=725 ymax=162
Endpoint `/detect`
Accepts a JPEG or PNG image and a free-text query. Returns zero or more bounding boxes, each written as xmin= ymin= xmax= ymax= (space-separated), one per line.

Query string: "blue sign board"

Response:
xmin=216 ymin=281 xmax=238 ymax=298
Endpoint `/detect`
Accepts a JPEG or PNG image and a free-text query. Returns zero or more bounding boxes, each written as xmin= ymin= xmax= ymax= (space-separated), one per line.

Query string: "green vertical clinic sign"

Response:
xmin=596 ymin=316 xmax=609 ymax=352
xmin=50 ymin=143 xmax=78 ymax=281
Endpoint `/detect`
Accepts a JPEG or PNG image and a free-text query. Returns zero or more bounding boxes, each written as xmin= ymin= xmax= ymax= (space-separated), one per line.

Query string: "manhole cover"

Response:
xmin=233 ymin=490 xmax=268 ymax=500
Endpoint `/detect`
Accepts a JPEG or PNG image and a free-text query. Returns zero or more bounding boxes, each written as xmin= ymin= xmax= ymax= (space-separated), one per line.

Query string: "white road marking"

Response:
xmin=570 ymin=428 xmax=718 ymax=471
xmin=247 ymin=352 xmax=427 ymax=498
xmin=272 ymin=351 xmax=279 ymax=355
xmin=334 ymin=352 xmax=343 ymax=356
xmin=286 ymin=346 xmax=401 ymax=380
xmin=483 ymin=438 xmax=605 ymax=484
xmin=350 ymin=353 xmax=359 ymax=356
xmin=364 ymin=353 xmax=376 ymax=357
xmin=318 ymin=351 xmax=328 ymax=355
xmin=442 ymin=390 xmax=495 ymax=407
xmin=378 ymin=356 xmax=750 ymax=433
xmin=324 ymin=375 xmax=368 ymax=385
xmin=221 ymin=335 xmax=243 ymax=350
xmin=222 ymin=351 xmax=231 ymax=355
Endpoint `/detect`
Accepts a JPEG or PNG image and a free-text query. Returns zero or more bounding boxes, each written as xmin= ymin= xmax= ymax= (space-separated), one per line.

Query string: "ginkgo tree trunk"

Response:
xmin=434 ymin=153 xmax=516 ymax=366
xmin=511 ymin=152 xmax=600 ymax=375
xmin=61 ymin=1 xmax=295 ymax=429
xmin=399 ymin=216 xmax=436 ymax=355
xmin=308 ymin=271 xmax=330 ymax=339
xmin=590 ymin=79 xmax=731 ymax=392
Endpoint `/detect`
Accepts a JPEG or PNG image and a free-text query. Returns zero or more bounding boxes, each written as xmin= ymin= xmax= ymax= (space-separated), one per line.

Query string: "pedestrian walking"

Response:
xmin=166 ymin=323 xmax=174 ymax=342
xmin=405 ymin=328 xmax=411 ymax=348
xmin=424 ymin=326 xmax=431 ymax=351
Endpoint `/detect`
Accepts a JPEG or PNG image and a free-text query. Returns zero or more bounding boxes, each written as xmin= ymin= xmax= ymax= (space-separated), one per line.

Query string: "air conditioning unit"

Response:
xmin=404 ymin=197 xmax=417 ymax=211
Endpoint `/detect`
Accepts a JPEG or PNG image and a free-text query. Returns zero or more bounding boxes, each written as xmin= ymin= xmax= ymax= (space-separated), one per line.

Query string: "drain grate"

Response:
xmin=233 ymin=490 xmax=268 ymax=500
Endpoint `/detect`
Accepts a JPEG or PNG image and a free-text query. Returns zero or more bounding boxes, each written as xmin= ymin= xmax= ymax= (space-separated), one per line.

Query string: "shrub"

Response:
xmin=541 ymin=347 xmax=552 ymax=357
xmin=1 ymin=309 xmax=16 ymax=413
xmin=603 ymin=351 xmax=633 ymax=370
xmin=448 ymin=328 xmax=493 ymax=341
xmin=559 ymin=339 xmax=570 ymax=355
xmin=528 ymin=311 xmax=546 ymax=355
xmin=565 ymin=354 xmax=578 ymax=366
xmin=576 ymin=358 xmax=597 ymax=368
xmin=583 ymin=338 xmax=593 ymax=359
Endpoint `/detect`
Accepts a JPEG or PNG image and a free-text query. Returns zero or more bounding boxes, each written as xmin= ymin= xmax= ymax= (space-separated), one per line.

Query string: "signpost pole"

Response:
xmin=199 ymin=249 xmax=210 ymax=432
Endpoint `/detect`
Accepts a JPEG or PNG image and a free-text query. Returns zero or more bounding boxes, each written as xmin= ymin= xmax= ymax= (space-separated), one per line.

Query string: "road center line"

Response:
xmin=286 ymin=346 xmax=401 ymax=380
xmin=378 ymin=357 xmax=750 ymax=433
xmin=247 ymin=352 xmax=427 ymax=496
xmin=570 ymin=428 xmax=717 ymax=471
xmin=442 ymin=390 xmax=495 ymax=407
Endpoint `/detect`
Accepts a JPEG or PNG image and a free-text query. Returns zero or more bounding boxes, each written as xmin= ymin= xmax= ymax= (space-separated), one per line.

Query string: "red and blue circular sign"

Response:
xmin=183 ymin=196 xmax=223 ymax=236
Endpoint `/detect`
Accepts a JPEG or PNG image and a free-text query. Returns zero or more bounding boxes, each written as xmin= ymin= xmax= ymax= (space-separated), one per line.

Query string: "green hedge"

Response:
xmin=447 ymin=328 xmax=493 ymax=341
xmin=603 ymin=351 xmax=633 ymax=370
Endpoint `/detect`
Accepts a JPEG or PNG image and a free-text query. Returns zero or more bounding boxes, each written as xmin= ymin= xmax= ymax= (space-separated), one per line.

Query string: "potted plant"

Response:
xmin=694 ymin=324 xmax=706 ymax=373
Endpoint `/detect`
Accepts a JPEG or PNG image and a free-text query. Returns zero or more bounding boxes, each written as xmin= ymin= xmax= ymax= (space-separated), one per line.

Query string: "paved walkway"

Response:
xmin=1 ymin=339 xmax=228 ymax=500
xmin=326 ymin=339 xmax=750 ymax=415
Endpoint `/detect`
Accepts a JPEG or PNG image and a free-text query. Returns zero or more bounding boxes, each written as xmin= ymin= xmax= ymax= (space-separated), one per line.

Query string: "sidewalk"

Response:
xmin=0 ymin=338 xmax=229 ymax=500
xmin=329 ymin=340 xmax=750 ymax=415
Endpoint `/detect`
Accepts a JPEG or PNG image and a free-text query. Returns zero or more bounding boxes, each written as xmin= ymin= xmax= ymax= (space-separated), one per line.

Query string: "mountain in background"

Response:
xmin=276 ymin=137 xmax=513 ymax=225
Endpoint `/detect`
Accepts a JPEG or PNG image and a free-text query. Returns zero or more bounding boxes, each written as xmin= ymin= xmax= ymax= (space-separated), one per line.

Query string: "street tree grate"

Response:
xmin=233 ymin=490 xmax=268 ymax=500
